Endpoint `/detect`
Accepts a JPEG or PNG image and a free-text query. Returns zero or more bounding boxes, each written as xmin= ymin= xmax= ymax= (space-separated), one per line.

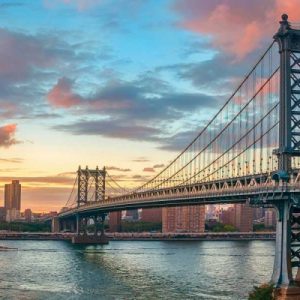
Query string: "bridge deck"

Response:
xmin=58 ymin=171 xmax=300 ymax=219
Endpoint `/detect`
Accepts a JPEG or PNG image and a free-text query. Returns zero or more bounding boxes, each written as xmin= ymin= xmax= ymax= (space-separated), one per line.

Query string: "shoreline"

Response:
xmin=0 ymin=231 xmax=276 ymax=241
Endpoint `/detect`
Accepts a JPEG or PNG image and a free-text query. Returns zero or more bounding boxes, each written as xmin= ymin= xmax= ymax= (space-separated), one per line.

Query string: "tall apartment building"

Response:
xmin=162 ymin=205 xmax=205 ymax=233
xmin=4 ymin=180 xmax=21 ymax=222
xmin=109 ymin=211 xmax=122 ymax=232
xmin=234 ymin=203 xmax=253 ymax=232
xmin=264 ymin=208 xmax=276 ymax=228
xmin=220 ymin=203 xmax=253 ymax=232
xmin=220 ymin=206 xmax=236 ymax=226
xmin=24 ymin=208 xmax=32 ymax=222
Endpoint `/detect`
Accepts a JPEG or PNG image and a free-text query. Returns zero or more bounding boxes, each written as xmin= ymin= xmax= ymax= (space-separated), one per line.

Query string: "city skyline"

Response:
xmin=2 ymin=0 xmax=300 ymax=212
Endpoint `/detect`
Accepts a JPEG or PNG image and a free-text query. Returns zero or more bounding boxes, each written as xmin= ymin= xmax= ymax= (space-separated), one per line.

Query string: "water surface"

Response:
xmin=0 ymin=240 xmax=274 ymax=299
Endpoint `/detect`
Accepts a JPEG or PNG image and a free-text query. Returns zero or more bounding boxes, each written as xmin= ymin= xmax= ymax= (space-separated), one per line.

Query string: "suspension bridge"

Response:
xmin=52 ymin=15 xmax=300 ymax=297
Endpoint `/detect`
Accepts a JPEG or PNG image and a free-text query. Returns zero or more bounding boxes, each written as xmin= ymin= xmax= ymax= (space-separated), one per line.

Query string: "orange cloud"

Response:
xmin=274 ymin=0 xmax=300 ymax=23
xmin=143 ymin=167 xmax=155 ymax=172
xmin=0 ymin=124 xmax=19 ymax=148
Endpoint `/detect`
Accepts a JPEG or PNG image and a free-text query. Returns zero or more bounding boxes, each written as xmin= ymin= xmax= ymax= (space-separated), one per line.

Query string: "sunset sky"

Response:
xmin=1 ymin=0 xmax=300 ymax=212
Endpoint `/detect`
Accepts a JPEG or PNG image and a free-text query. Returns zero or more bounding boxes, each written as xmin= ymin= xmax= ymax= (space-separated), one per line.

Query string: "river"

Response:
xmin=0 ymin=240 xmax=274 ymax=299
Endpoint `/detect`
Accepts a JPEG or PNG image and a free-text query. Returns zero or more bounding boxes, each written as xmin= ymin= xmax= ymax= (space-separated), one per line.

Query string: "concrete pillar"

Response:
xmin=51 ymin=217 xmax=60 ymax=233
xmin=70 ymin=220 xmax=75 ymax=232
xmin=272 ymin=201 xmax=293 ymax=286
xmin=76 ymin=214 xmax=80 ymax=234
xmin=100 ymin=214 xmax=105 ymax=236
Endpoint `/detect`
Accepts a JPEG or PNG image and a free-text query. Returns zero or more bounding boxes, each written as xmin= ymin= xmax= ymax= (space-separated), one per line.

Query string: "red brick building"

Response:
xmin=264 ymin=208 xmax=276 ymax=228
xmin=220 ymin=206 xmax=236 ymax=227
xmin=162 ymin=205 xmax=205 ymax=233
xmin=108 ymin=211 xmax=122 ymax=232
xmin=234 ymin=203 xmax=253 ymax=232
xmin=220 ymin=204 xmax=253 ymax=232
xmin=140 ymin=208 xmax=162 ymax=222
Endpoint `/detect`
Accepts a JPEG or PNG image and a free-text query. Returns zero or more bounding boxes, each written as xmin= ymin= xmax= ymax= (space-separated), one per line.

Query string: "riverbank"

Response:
xmin=0 ymin=232 xmax=72 ymax=240
xmin=0 ymin=231 xmax=275 ymax=241
xmin=108 ymin=232 xmax=275 ymax=241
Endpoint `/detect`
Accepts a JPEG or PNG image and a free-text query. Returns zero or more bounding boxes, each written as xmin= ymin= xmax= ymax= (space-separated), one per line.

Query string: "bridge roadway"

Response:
xmin=58 ymin=170 xmax=300 ymax=220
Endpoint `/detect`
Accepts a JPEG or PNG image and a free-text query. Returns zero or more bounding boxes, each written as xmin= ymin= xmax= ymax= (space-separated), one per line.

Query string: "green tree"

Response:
xmin=248 ymin=284 xmax=274 ymax=300
xmin=223 ymin=224 xmax=236 ymax=232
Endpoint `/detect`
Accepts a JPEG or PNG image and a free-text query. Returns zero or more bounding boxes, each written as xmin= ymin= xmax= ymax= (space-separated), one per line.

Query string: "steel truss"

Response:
xmin=77 ymin=166 xmax=106 ymax=207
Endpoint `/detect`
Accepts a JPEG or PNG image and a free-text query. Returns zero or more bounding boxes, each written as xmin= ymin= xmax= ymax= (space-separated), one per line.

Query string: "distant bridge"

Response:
xmin=54 ymin=15 xmax=300 ymax=296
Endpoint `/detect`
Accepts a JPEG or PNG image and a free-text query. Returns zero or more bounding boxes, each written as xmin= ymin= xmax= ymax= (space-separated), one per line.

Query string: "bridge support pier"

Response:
xmin=51 ymin=217 xmax=60 ymax=233
xmin=72 ymin=214 xmax=109 ymax=244
xmin=272 ymin=201 xmax=300 ymax=299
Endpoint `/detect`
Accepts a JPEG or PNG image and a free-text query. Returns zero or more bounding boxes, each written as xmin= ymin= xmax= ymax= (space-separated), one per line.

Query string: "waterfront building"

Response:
xmin=264 ymin=208 xmax=276 ymax=228
xmin=0 ymin=207 xmax=5 ymax=221
xmin=220 ymin=206 xmax=235 ymax=227
xmin=4 ymin=180 xmax=21 ymax=222
xmin=109 ymin=211 xmax=122 ymax=232
xmin=124 ymin=209 xmax=139 ymax=221
xmin=24 ymin=208 xmax=32 ymax=222
xmin=206 ymin=205 xmax=216 ymax=220
xmin=234 ymin=203 xmax=253 ymax=232
xmin=219 ymin=204 xmax=253 ymax=232
xmin=140 ymin=208 xmax=162 ymax=222
xmin=253 ymin=207 xmax=265 ymax=221
xmin=162 ymin=206 xmax=205 ymax=233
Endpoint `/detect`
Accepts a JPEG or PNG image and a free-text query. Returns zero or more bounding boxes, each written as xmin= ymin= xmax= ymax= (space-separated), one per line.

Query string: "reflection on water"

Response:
xmin=0 ymin=240 xmax=274 ymax=299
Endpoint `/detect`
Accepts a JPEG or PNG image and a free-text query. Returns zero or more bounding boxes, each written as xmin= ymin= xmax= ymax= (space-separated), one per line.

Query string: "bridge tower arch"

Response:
xmin=77 ymin=165 xmax=106 ymax=207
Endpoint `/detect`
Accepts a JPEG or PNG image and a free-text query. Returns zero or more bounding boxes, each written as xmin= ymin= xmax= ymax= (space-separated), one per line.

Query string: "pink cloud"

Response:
xmin=0 ymin=124 xmax=19 ymax=148
xmin=47 ymin=77 xmax=132 ymax=110
xmin=173 ymin=0 xmax=300 ymax=60
xmin=47 ymin=77 xmax=82 ymax=108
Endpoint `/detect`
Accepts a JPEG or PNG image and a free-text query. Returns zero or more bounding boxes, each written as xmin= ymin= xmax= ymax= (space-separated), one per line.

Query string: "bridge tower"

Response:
xmin=272 ymin=14 xmax=300 ymax=297
xmin=73 ymin=166 xmax=108 ymax=244
xmin=77 ymin=165 xmax=106 ymax=207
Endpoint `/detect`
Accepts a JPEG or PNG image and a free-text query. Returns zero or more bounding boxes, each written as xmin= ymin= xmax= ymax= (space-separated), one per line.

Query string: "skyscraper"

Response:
xmin=4 ymin=180 xmax=21 ymax=222
xmin=162 ymin=205 xmax=205 ymax=233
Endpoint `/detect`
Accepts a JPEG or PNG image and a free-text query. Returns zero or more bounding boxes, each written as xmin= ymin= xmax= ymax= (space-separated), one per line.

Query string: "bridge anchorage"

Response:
xmin=53 ymin=15 xmax=300 ymax=299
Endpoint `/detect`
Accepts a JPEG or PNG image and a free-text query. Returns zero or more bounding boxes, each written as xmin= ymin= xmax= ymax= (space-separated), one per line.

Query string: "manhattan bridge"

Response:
xmin=53 ymin=15 xmax=300 ymax=296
